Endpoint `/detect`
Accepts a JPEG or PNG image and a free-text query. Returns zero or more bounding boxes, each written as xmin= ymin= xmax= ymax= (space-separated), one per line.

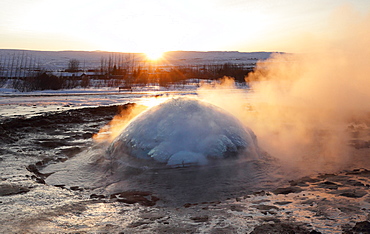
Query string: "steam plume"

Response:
xmin=93 ymin=104 xmax=147 ymax=142
xmin=201 ymin=7 xmax=370 ymax=173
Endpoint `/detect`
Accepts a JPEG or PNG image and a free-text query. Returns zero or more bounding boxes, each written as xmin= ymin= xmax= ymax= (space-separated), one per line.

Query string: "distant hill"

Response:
xmin=0 ymin=49 xmax=276 ymax=72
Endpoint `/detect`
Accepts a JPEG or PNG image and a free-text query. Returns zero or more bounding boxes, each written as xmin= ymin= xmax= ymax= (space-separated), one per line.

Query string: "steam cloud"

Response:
xmin=93 ymin=104 xmax=148 ymax=142
xmin=200 ymin=6 xmax=370 ymax=174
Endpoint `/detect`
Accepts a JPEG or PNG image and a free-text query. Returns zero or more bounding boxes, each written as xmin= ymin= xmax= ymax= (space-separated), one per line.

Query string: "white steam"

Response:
xmin=199 ymin=7 xmax=370 ymax=174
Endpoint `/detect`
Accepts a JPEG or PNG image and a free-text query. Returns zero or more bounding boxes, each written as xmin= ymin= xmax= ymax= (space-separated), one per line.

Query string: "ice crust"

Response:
xmin=108 ymin=97 xmax=258 ymax=166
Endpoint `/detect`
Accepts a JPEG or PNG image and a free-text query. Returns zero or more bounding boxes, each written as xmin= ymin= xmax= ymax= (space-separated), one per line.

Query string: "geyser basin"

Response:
xmin=108 ymin=97 xmax=258 ymax=166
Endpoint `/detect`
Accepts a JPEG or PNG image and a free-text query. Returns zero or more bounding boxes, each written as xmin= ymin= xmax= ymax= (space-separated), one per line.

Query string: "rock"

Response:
xmin=34 ymin=157 xmax=53 ymax=167
xmin=273 ymin=186 xmax=303 ymax=195
xmin=190 ymin=216 xmax=209 ymax=222
xmin=318 ymin=173 xmax=336 ymax=179
xmin=274 ymin=201 xmax=292 ymax=205
xmin=340 ymin=190 xmax=367 ymax=198
xmin=346 ymin=169 xmax=370 ymax=177
xmin=127 ymin=220 xmax=151 ymax=228
xmin=90 ymin=194 xmax=106 ymax=199
xmin=344 ymin=221 xmax=370 ymax=233
xmin=289 ymin=176 xmax=321 ymax=187
xmin=0 ymin=183 xmax=30 ymax=196
xmin=251 ymin=223 xmax=311 ymax=234
xmin=82 ymin=133 xmax=93 ymax=139
xmin=31 ymin=175 xmax=45 ymax=184
xmin=318 ymin=181 xmax=341 ymax=190
xmin=252 ymin=199 xmax=271 ymax=204
xmin=346 ymin=180 xmax=366 ymax=187
xmin=301 ymin=199 xmax=316 ymax=206
xmin=230 ymin=205 xmax=244 ymax=212
xmin=310 ymin=230 xmax=322 ymax=234
xmin=183 ymin=203 xmax=199 ymax=208
xmin=26 ymin=164 xmax=52 ymax=179
xmin=140 ymin=213 xmax=165 ymax=221
xmin=352 ymin=181 xmax=366 ymax=187
xmin=26 ymin=164 xmax=39 ymax=174
xmin=253 ymin=190 xmax=271 ymax=196
xmin=260 ymin=217 xmax=281 ymax=223
xmin=70 ymin=186 xmax=83 ymax=191
xmin=110 ymin=191 xmax=159 ymax=206
xmin=252 ymin=204 xmax=280 ymax=211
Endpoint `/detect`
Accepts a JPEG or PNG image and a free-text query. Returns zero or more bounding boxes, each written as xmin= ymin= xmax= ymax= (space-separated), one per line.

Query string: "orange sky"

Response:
xmin=1 ymin=0 xmax=370 ymax=54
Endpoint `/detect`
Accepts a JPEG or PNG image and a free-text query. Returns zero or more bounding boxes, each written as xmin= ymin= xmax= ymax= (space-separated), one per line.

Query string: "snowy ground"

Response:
xmin=1 ymin=86 xmax=370 ymax=233
xmin=0 ymin=85 xmax=199 ymax=120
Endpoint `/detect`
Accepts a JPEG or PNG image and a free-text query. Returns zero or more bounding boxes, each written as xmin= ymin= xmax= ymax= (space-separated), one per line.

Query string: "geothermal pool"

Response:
xmin=41 ymin=97 xmax=280 ymax=206
xmin=1 ymin=89 xmax=370 ymax=233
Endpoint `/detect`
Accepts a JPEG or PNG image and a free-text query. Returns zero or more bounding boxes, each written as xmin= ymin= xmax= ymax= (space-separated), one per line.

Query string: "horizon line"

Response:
xmin=0 ymin=48 xmax=282 ymax=54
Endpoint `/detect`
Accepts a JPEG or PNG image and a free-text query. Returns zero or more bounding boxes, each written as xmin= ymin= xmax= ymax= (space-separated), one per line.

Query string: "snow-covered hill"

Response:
xmin=0 ymin=49 xmax=275 ymax=73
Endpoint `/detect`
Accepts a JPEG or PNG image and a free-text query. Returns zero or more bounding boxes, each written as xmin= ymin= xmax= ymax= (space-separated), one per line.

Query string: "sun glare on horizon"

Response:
xmin=145 ymin=50 xmax=165 ymax=61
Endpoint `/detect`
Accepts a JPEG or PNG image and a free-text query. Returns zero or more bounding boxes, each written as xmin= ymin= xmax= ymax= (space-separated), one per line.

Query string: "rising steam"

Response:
xmin=93 ymin=104 xmax=148 ymax=142
xmin=200 ymin=7 xmax=370 ymax=174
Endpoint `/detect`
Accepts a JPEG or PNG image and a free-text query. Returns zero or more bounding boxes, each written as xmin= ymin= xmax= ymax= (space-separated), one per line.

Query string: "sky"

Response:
xmin=1 ymin=0 xmax=370 ymax=54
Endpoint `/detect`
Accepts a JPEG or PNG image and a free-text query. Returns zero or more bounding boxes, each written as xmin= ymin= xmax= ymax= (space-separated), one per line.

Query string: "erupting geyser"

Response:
xmin=108 ymin=97 xmax=258 ymax=167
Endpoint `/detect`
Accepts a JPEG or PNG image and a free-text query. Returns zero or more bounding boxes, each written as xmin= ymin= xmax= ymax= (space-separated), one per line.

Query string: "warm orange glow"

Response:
xmin=93 ymin=104 xmax=148 ymax=142
xmin=93 ymin=96 xmax=172 ymax=142
xmin=139 ymin=95 xmax=172 ymax=108
xmin=145 ymin=50 xmax=164 ymax=61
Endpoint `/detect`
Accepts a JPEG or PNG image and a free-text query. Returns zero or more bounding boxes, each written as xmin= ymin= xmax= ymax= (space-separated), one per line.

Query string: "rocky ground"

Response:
xmin=0 ymin=104 xmax=369 ymax=233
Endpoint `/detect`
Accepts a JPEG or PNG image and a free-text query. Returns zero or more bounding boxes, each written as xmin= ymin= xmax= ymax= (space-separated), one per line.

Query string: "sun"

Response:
xmin=145 ymin=50 xmax=164 ymax=61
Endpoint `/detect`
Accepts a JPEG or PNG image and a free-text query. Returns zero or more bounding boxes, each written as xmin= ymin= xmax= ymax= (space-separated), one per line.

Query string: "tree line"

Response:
xmin=0 ymin=52 xmax=255 ymax=91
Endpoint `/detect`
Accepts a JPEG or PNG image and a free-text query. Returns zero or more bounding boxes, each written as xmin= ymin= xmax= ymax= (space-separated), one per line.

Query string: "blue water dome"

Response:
xmin=108 ymin=97 xmax=259 ymax=167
